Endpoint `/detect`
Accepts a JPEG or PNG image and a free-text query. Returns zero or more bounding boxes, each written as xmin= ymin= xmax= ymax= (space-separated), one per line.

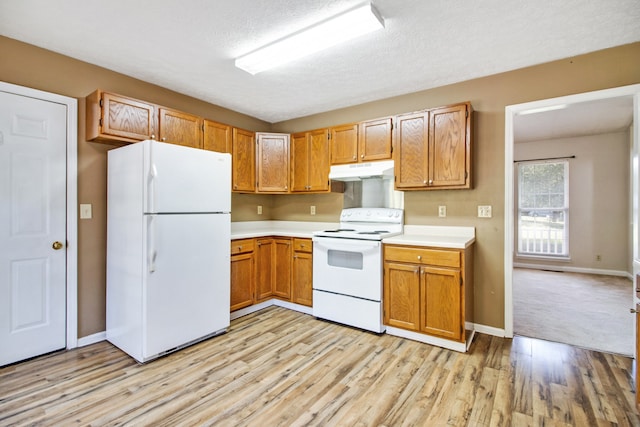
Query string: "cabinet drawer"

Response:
xmin=231 ymin=239 xmax=255 ymax=255
xmin=293 ymin=238 xmax=312 ymax=253
xmin=384 ymin=245 xmax=460 ymax=268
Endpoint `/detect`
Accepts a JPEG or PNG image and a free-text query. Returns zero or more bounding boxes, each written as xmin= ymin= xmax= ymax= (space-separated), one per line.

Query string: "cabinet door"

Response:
xmin=204 ymin=119 xmax=232 ymax=153
xmin=230 ymin=252 xmax=254 ymax=311
xmin=290 ymin=132 xmax=309 ymax=192
xmin=421 ymin=266 xmax=462 ymax=341
xmin=429 ymin=103 xmax=470 ymax=188
xmin=273 ymin=239 xmax=292 ymax=300
xmin=330 ymin=124 xmax=358 ymax=165
xmin=232 ymin=128 xmax=256 ymax=192
xmin=257 ymin=133 xmax=290 ymax=193
xmin=308 ymin=129 xmax=330 ymax=191
xmin=359 ymin=118 xmax=392 ymax=162
xmin=94 ymin=91 xmax=156 ymax=142
xmin=255 ymin=239 xmax=274 ymax=301
xmin=292 ymin=252 xmax=313 ymax=306
xmin=383 ymin=262 xmax=421 ymax=331
xmin=394 ymin=112 xmax=429 ymax=189
xmin=158 ymin=107 xmax=203 ymax=149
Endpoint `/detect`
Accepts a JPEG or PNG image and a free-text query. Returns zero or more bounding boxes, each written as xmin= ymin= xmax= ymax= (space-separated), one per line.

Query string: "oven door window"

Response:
xmin=327 ymin=249 xmax=363 ymax=270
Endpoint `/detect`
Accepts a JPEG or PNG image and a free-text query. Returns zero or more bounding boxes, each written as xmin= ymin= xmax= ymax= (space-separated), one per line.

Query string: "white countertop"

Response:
xmin=232 ymin=221 xmax=475 ymax=249
xmin=383 ymin=225 xmax=475 ymax=249
xmin=231 ymin=221 xmax=338 ymax=239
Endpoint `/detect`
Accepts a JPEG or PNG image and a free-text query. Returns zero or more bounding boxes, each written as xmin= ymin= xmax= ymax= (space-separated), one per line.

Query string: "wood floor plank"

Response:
xmin=1 ymin=307 xmax=638 ymax=427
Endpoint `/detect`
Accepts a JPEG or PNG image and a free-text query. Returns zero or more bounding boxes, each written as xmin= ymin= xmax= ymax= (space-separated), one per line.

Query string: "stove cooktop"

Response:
xmin=313 ymin=208 xmax=404 ymax=241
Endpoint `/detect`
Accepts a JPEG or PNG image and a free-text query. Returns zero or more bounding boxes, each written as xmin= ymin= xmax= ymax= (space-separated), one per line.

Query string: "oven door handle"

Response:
xmin=313 ymin=238 xmax=380 ymax=251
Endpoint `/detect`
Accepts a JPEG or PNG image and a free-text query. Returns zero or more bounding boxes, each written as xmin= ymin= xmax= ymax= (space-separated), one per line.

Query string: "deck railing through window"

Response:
xmin=518 ymin=209 xmax=567 ymax=256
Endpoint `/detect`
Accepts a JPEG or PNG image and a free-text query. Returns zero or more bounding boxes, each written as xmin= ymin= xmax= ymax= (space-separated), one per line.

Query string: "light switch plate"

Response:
xmin=478 ymin=205 xmax=492 ymax=218
xmin=310 ymin=206 xmax=316 ymax=215
xmin=80 ymin=204 xmax=92 ymax=219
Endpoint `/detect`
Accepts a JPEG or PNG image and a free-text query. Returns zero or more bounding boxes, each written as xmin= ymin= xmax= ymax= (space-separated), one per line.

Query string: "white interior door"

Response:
xmin=0 ymin=90 xmax=67 ymax=366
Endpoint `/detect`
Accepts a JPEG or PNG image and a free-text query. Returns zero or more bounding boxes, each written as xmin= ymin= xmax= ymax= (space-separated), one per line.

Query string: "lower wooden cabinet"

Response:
xmin=255 ymin=238 xmax=275 ymax=301
xmin=292 ymin=238 xmax=313 ymax=307
xmin=383 ymin=244 xmax=473 ymax=343
xmin=230 ymin=239 xmax=255 ymax=311
xmin=231 ymin=237 xmax=312 ymax=311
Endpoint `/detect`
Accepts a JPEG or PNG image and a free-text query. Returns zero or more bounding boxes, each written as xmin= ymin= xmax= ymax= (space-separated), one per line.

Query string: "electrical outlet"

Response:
xmin=310 ymin=205 xmax=316 ymax=215
xmin=438 ymin=206 xmax=446 ymax=217
xmin=257 ymin=205 xmax=262 ymax=215
xmin=80 ymin=204 xmax=92 ymax=219
xmin=478 ymin=205 xmax=492 ymax=218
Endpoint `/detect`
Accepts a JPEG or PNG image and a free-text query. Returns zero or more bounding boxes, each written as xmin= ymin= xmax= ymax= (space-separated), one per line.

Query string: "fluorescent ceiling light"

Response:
xmin=235 ymin=2 xmax=384 ymax=75
xmin=518 ymin=104 xmax=568 ymax=115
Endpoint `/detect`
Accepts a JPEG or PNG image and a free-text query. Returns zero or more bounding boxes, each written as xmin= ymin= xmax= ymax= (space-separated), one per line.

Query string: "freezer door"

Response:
xmin=143 ymin=213 xmax=230 ymax=359
xmin=143 ymin=140 xmax=231 ymax=214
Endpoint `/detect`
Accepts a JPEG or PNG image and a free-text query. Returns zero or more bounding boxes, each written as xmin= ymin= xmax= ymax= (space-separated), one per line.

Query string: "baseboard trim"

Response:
xmin=473 ymin=323 xmax=507 ymax=338
xmin=77 ymin=331 xmax=106 ymax=348
xmin=514 ymin=262 xmax=632 ymax=280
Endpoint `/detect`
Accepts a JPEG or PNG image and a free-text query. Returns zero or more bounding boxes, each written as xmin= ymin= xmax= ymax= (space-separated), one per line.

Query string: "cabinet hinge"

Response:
xmin=99 ymin=98 xmax=104 ymax=107
xmin=465 ymin=171 xmax=468 ymax=179
xmin=460 ymin=277 xmax=463 ymax=286
xmin=327 ymin=132 xmax=331 ymax=140
xmin=99 ymin=118 xmax=103 ymax=127
xmin=465 ymin=110 xmax=469 ymax=118
xmin=202 ymin=124 xmax=205 ymax=131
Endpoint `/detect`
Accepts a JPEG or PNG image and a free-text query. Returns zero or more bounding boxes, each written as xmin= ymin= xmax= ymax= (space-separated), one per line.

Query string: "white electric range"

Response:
xmin=312 ymin=208 xmax=404 ymax=332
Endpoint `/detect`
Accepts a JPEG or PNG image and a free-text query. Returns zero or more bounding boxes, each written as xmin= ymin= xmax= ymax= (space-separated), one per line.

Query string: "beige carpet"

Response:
xmin=513 ymin=268 xmax=634 ymax=356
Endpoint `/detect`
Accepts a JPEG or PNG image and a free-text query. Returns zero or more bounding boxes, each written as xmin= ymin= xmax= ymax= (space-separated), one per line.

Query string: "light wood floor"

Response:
xmin=1 ymin=306 xmax=638 ymax=426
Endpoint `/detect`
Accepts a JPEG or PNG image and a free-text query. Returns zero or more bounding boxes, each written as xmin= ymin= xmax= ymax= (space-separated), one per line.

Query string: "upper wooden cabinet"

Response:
xmin=86 ymin=90 xmax=156 ymax=143
xmin=256 ymin=132 xmax=290 ymax=193
xmin=330 ymin=118 xmax=393 ymax=165
xmin=232 ymin=127 xmax=256 ymax=193
xmin=158 ymin=107 xmax=203 ymax=149
xmin=395 ymin=102 xmax=472 ymax=190
xmin=291 ymin=129 xmax=330 ymax=192
xmin=359 ymin=117 xmax=392 ymax=162
xmin=204 ymin=119 xmax=232 ymax=153
xmin=330 ymin=123 xmax=358 ymax=165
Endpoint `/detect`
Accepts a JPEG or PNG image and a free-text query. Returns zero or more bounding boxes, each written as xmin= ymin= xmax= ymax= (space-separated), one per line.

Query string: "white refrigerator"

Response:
xmin=106 ymin=140 xmax=231 ymax=363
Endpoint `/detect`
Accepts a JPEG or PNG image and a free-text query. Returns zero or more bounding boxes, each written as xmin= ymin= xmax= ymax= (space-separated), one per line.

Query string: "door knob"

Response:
xmin=630 ymin=308 xmax=639 ymax=314
xmin=52 ymin=241 xmax=64 ymax=250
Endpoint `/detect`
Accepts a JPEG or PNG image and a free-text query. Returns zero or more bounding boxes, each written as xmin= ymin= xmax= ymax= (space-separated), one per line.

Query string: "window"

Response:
xmin=517 ymin=160 xmax=569 ymax=257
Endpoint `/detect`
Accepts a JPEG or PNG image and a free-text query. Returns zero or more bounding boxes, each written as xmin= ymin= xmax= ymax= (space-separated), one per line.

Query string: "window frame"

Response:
xmin=515 ymin=159 xmax=570 ymax=259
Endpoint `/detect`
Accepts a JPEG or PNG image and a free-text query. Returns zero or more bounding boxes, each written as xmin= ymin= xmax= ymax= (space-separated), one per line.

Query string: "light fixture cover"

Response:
xmin=235 ymin=2 xmax=384 ymax=75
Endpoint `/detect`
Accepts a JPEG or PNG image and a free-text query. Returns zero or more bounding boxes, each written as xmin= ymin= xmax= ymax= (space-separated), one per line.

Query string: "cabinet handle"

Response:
xmin=423 ymin=180 xmax=427 ymax=184
xmin=417 ymin=255 xmax=422 ymax=261
xmin=353 ymin=155 xmax=356 ymax=160
xmin=361 ymin=154 xmax=364 ymax=159
xmin=429 ymin=179 xmax=433 ymax=185
xmin=631 ymin=308 xmax=638 ymax=314
xmin=239 ymin=245 xmax=242 ymax=250
xmin=161 ymin=137 xmax=166 ymax=142
xmin=151 ymin=134 xmax=156 ymax=140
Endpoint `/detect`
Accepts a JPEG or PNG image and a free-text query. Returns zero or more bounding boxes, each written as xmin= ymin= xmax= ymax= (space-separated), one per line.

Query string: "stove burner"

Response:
xmin=323 ymin=228 xmax=356 ymax=232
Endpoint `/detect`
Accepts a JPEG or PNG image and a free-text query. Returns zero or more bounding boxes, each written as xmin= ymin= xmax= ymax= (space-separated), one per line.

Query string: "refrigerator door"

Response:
xmin=143 ymin=140 xmax=231 ymax=214
xmin=143 ymin=212 xmax=230 ymax=360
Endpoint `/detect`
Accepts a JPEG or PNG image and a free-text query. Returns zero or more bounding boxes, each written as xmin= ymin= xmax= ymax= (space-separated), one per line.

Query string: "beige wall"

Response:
xmin=0 ymin=36 xmax=270 ymax=337
xmin=515 ymin=131 xmax=631 ymax=271
xmin=271 ymin=42 xmax=640 ymax=330
xmin=2 ymin=34 xmax=639 ymax=337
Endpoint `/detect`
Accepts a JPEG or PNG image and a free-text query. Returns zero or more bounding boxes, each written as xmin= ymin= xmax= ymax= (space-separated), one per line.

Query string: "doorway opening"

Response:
xmin=504 ymin=84 xmax=640 ymax=355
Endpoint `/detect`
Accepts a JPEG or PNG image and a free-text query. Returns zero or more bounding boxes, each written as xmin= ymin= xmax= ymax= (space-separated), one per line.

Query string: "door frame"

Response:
xmin=504 ymin=83 xmax=640 ymax=339
xmin=0 ymin=81 xmax=78 ymax=350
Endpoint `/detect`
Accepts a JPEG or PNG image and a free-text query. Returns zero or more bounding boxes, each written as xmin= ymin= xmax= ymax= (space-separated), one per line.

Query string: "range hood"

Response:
xmin=329 ymin=159 xmax=394 ymax=181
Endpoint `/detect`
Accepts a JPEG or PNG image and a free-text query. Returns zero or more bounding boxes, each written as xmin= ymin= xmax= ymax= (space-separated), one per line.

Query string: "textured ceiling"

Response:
xmin=1 ymin=0 xmax=639 ymax=124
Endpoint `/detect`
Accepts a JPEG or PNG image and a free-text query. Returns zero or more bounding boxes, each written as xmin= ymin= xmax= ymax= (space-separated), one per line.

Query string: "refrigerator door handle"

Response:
xmin=147 ymin=164 xmax=158 ymax=213
xmin=147 ymin=216 xmax=157 ymax=273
